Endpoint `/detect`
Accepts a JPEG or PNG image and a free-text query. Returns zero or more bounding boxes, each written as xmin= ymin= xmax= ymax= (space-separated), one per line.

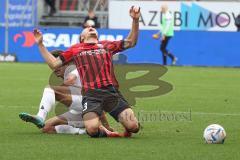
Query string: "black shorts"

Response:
xmin=82 ymin=85 xmax=130 ymax=121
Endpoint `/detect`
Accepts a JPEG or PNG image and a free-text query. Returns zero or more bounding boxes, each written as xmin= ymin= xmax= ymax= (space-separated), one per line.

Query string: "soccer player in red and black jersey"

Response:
xmin=34 ymin=6 xmax=141 ymax=138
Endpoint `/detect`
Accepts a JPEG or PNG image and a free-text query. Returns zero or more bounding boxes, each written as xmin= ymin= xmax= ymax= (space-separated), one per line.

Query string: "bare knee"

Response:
xmin=42 ymin=125 xmax=56 ymax=134
xmin=83 ymin=112 xmax=101 ymax=137
xmin=85 ymin=125 xmax=99 ymax=137
xmin=119 ymin=108 xmax=140 ymax=133
xmin=125 ymin=121 xmax=140 ymax=133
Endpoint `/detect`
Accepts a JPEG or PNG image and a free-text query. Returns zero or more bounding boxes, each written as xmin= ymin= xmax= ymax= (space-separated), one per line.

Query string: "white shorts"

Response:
xmin=59 ymin=110 xmax=84 ymax=128
xmin=69 ymin=94 xmax=83 ymax=111
xmin=59 ymin=94 xmax=84 ymax=128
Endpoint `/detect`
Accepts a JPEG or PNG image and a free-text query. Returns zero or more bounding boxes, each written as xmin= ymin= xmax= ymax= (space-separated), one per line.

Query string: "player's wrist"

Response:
xmin=37 ymin=42 xmax=44 ymax=46
xmin=133 ymin=18 xmax=139 ymax=22
xmin=102 ymin=122 xmax=109 ymax=127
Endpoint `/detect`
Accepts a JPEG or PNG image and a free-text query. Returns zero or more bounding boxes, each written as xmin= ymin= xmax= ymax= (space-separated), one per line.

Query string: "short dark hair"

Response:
xmin=50 ymin=50 xmax=63 ymax=58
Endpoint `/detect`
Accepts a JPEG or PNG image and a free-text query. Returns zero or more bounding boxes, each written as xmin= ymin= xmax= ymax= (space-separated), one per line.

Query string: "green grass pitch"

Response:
xmin=0 ymin=63 xmax=240 ymax=160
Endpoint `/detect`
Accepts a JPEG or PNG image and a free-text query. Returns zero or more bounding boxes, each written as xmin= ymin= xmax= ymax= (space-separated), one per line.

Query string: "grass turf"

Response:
xmin=0 ymin=63 xmax=240 ymax=160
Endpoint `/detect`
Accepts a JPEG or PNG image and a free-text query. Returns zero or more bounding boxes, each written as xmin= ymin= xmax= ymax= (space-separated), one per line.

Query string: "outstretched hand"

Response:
xmin=129 ymin=6 xmax=141 ymax=20
xmin=33 ymin=29 xmax=43 ymax=45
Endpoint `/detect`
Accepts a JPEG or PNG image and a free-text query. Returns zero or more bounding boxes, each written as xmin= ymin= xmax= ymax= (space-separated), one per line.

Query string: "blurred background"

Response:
xmin=0 ymin=0 xmax=239 ymax=66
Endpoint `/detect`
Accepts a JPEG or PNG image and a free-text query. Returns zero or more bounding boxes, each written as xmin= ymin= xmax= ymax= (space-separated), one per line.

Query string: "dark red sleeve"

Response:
xmin=59 ymin=47 xmax=74 ymax=63
xmin=101 ymin=40 xmax=125 ymax=55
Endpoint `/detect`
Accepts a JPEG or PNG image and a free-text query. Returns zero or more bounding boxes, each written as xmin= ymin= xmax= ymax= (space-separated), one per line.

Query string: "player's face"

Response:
xmin=161 ymin=5 xmax=168 ymax=13
xmin=54 ymin=65 xmax=67 ymax=77
xmin=81 ymin=26 xmax=98 ymax=42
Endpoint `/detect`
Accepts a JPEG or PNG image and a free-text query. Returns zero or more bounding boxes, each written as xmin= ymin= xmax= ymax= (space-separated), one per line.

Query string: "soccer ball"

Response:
xmin=203 ymin=124 xmax=226 ymax=144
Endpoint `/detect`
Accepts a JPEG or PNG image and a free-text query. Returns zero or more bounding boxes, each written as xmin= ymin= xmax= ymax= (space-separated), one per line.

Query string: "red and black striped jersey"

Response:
xmin=60 ymin=40 xmax=125 ymax=93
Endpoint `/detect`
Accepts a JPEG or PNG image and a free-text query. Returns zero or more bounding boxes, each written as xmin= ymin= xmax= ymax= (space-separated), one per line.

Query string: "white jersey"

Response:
xmin=64 ymin=65 xmax=82 ymax=95
xmin=63 ymin=65 xmax=83 ymax=118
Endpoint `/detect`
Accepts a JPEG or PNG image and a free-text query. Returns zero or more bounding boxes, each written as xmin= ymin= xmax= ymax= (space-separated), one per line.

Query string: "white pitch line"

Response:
xmin=191 ymin=111 xmax=240 ymax=116
xmin=0 ymin=105 xmax=35 ymax=109
xmin=0 ymin=105 xmax=240 ymax=116
xmin=146 ymin=110 xmax=240 ymax=117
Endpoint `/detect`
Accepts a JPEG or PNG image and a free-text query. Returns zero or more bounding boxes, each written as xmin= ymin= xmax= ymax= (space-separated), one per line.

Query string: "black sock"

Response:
xmin=98 ymin=129 xmax=107 ymax=137
xmin=167 ymin=52 xmax=175 ymax=61
xmin=87 ymin=129 xmax=107 ymax=138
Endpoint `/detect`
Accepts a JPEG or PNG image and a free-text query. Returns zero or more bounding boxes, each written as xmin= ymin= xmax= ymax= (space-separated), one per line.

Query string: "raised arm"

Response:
xmin=34 ymin=29 xmax=63 ymax=70
xmin=124 ymin=6 xmax=141 ymax=49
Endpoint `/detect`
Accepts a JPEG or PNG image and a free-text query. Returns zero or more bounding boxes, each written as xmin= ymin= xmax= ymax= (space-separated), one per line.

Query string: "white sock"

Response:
xmin=36 ymin=87 xmax=55 ymax=121
xmin=55 ymin=125 xmax=86 ymax=135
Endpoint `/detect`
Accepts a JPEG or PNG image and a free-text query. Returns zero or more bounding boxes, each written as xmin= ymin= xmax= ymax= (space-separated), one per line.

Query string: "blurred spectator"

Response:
xmin=45 ymin=0 xmax=56 ymax=16
xmin=60 ymin=0 xmax=78 ymax=11
xmin=235 ymin=14 xmax=240 ymax=32
xmin=153 ymin=4 xmax=177 ymax=65
xmin=83 ymin=10 xmax=100 ymax=28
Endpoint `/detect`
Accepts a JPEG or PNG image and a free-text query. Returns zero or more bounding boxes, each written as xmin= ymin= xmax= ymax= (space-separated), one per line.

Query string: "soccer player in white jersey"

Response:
xmin=19 ymin=50 xmax=114 ymax=135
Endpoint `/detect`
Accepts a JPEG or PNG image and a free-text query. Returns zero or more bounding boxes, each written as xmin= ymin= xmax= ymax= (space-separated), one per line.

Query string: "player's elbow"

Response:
xmin=125 ymin=39 xmax=137 ymax=49
xmin=50 ymin=61 xmax=62 ymax=70
xmin=49 ymin=64 xmax=57 ymax=70
xmin=131 ymin=41 xmax=137 ymax=47
xmin=51 ymin=63 xmax=59 ymax=70
xmin=129 ymin=41 xmax=137 ymax=48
